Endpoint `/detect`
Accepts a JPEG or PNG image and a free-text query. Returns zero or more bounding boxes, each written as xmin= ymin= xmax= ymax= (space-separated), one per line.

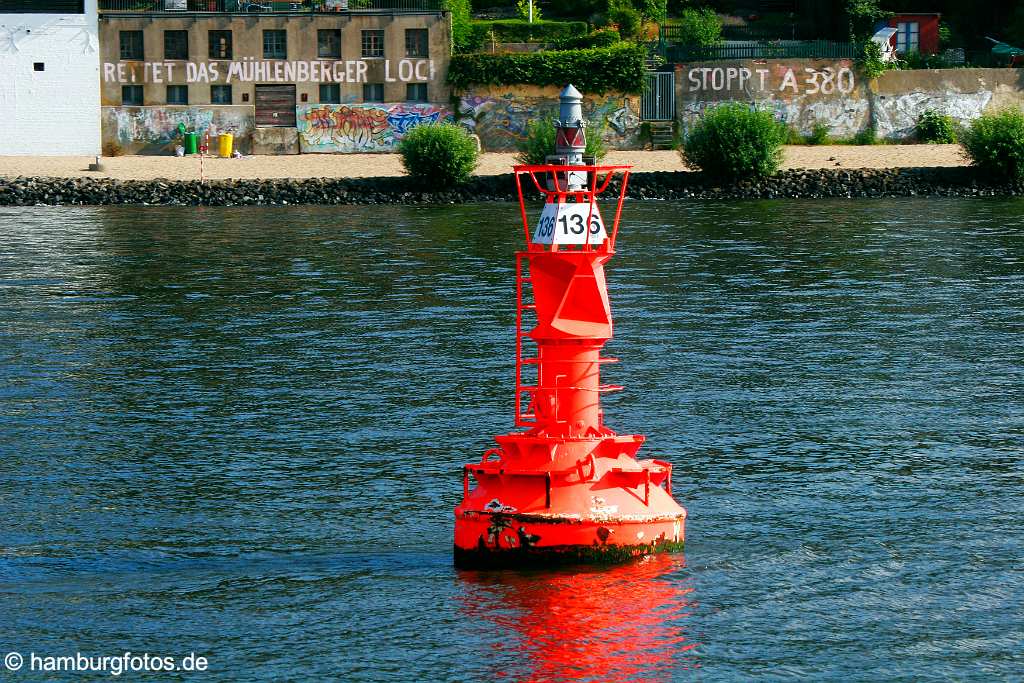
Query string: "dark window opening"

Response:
xmin=320 ymin=83 xmax=341 ymax=104
xmin=318 ymin=29 xmax=341 ymax=59
xmin=33 ymin=62 xmax=44 ymax=71
xmin=0 ymin=1 xmax=84 ymax=12
xmin=209 ymin=30 xmax=232 ymax=60
xmin=405 ymin=28 xmax=428 ymax=57
xmin=167 ymin=85 xmax=188 ymax=105
xmin=164 ymin=30 xmax=188 ymax=61
xmin=363 ymin=82 xmax=384 ymax=102
xmin=263 ymin=29 xmax=286 ymax=60
xmin=211 ymin=85 xmax=232 ymax=104
xmin=122 ymin=85 xmax=143 ymax=106
xmin=119 ymin=31 xmax=144 ymax=61
xmin=406 ymin=83 xmax=427 ymax=102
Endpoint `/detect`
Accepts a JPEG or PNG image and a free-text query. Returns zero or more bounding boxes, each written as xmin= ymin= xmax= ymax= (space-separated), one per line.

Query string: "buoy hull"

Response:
xmin=454 ymin=510 xmax=685 ymax=569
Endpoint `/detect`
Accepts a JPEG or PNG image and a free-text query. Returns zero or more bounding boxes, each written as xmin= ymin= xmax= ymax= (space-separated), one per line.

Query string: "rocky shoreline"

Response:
xmin=1 ymin=167 xmax=1021 ymax=206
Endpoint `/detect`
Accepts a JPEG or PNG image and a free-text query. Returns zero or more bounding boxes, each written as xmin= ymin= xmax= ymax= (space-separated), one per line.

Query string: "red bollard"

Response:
xmin=453 ymin=161 xmax=687 ymax=568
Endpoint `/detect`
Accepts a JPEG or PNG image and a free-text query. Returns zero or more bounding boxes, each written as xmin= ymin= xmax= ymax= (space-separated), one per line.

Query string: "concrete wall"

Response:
xmin=675 ymin=59 xmax=1024 ymax=141
xmin=297 ymin=102 xmax=451 ymax=153
xmin=457 ymin=86 xmax=642 ymax=152
xmin=98 ymin=13 xmax=451 ymax=107
xmin=0 ymin=0 xmax=101 ymax=155
xmin=872 ymin=68 xmax=1024 ymax=138
xmin=101 ymin=105 xmax=254 ymax=155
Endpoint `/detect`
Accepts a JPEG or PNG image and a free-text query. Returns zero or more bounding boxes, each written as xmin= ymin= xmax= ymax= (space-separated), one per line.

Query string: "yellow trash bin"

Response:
xmin=218 ymin=133 xmax=234 ymax=158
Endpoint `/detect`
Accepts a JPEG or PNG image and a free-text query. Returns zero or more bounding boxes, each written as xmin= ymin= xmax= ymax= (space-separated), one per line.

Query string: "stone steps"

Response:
xmin=648 ymin=121 xmax=675 ymax=150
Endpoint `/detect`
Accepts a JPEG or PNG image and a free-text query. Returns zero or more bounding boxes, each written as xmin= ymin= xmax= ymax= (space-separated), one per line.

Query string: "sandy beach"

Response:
xmin=0 ymin=145 xmax=969 ymax=181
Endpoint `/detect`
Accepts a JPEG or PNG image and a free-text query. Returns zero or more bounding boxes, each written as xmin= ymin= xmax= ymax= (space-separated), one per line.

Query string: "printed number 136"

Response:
xmin=559 ymin=213 xmax=602 ymax=235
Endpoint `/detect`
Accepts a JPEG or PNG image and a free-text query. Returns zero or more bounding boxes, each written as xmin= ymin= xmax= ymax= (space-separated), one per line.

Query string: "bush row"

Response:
xmin=447 ymin=42 xmax=646 ymax=92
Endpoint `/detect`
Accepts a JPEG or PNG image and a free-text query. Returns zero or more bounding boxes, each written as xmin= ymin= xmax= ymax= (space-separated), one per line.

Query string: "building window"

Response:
xmin=363 ymin=83 xmax=384 ymax=102
xmin=211 ymin=85 xmax=232 ymax=104
xmin=896 ymin=21 xmax=919 ymax=54
xmin=318 ymin=29 xmax=341 ymax=59
xmin=405 ymin=28 xmax=428 ymax=57
xmin=33 ymin=62 xmax=44 ymax=71
xmin=263 ymin=29 xmax=287 ymax=59
xmin=361 ymin=30 xmax=384 ymax=58
xmin=122 ymin=85 xmax=143 ymax=106
xmin=164 ymin=30 xmax=188 ymax=61
xmin=406 ymin=83 xmax=427 ymax=102
xmin=209 ymin=30 xmax=232 ymax=60
xmin=320 ymin=83 xmax=341 ymax=104
xmin=167 ymin=85 xmax=188 ymax=105
xmin=119 ymin=31 xmax=144 ymax=61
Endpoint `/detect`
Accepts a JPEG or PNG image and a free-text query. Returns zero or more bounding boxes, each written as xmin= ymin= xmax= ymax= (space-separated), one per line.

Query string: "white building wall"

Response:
xmin=0 ymin=0 xmax=100 ymax=155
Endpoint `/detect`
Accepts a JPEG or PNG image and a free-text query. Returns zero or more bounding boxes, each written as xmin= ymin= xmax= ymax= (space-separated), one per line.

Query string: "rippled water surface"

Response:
xmin=2 ymin=200 xmax=1023 ymax=681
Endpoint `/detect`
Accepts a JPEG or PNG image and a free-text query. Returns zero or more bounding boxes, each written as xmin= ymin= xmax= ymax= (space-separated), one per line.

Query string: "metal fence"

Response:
xmin=663 ymin=40 xmax=858 ymax=62
xmin=98 ymin=0 xmax=442 ymax=13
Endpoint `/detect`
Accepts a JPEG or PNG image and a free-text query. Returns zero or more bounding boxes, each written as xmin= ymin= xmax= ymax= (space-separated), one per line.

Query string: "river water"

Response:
xmin=1 ymin=200 xmax=1022 ymax=681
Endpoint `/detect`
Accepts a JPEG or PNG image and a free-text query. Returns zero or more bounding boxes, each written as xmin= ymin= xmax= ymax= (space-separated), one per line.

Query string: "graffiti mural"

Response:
xmin=101 ymin=106 xmax=254 ymax=154
xmin=458 ymin=90 xmax=642 ymax=151
xmin=296 ymin=103 xmax=451 ymax=153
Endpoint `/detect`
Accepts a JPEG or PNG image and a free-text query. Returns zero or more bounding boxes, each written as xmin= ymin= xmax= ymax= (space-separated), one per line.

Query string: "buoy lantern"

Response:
xmin=453 ymin=85 xmax=687 ymax=568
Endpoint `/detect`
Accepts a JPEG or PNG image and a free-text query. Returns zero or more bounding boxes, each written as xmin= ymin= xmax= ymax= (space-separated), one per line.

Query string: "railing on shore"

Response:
xmin=98 ymin=0 xmax=443 ymax=13
xmin=663 ymin=40 xmax=858 ymax=62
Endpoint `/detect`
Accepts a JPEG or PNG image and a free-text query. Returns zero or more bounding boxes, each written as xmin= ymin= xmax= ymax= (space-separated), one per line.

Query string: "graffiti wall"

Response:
xmin=675 ymin=60 xmax=1024 ymax=140
xmin=296 ymin=103 xmax=451 ymax=153
xmin=675 ymin=59 xmax=870 ymax=137
xmin=456 ymin=86 xmax=642 ymax=152
xmin=101 ymin=106 xmax=255 ymax=155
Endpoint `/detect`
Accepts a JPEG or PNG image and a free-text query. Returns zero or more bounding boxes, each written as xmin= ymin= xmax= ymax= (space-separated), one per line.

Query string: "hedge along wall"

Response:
xmin=467 ymin=19 xmax=588 ymax=51
xmin=456 ymin=85 xmax=642 ymax=151
xmin=448 ymin=43 xmax=646 ymax=93
xmin=675 ymin=59 xmax=1024 ymax=139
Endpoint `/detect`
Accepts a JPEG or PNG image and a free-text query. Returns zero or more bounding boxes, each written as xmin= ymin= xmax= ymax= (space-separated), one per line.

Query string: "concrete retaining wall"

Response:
xmin=296 ymin=103 xmax=451 ymax=153
xmin=101 ymin=106 xmax=255 ymax=155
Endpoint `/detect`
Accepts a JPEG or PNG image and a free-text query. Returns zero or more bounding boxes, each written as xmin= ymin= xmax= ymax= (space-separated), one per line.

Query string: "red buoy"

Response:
xmin=454 ymin=86 xmax=687 ymax=568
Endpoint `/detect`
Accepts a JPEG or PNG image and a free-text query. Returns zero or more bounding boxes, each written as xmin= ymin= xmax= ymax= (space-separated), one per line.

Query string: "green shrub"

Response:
xmin=681 ymin=103 xmax=786 ymax=179
xmin=444 ymin=0 xmax=474 ymax=53
xmin=852 ymin=124 xmax=879 ymax=145
xmin=859 ymin=38 xmax=887 ymax=79
xmin=555 ymin=28 xmax=620 ymax=49
xmin=634 ymin=0 xmax=667 ymax=22
xmin=398 ymin=123 xmax=479 ymax=188
xmin=447 ymin=43 xmax=646 ymax=93
xmin=784 ymin=125 xmax=804 ymax=145
xmin=806 ymin=122 xmax=831 ymax=145
xmin=610 ymin=6 xmax=641 ymax=38
xmin=961 ymin=109 xmax=1024 ymax=179
xmin=467 ymin=19 xmax=588 ymax=46
xmin=916 ymin=110 xmax=957 ymax=143
xmin=515 ymin=118 xmax=609 ymax=165
xmin=516 ymin=0 xmax=541 ymax=21
xmin=673 ymin=8 xmax=722 ymax=45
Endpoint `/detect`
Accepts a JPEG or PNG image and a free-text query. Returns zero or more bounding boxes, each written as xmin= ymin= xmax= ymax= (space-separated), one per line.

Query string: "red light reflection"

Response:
xmin=458 ymin=553 xmax=699 ymax=682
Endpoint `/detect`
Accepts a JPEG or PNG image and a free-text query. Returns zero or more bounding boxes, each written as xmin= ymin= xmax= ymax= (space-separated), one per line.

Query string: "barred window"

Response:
xmin=361 ymin=30 xmax=384 ymax=58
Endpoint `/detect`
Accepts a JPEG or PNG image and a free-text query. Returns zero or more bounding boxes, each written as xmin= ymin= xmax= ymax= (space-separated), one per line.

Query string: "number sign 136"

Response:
xmin=532 ymin=202 xmax=608 ymax=245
